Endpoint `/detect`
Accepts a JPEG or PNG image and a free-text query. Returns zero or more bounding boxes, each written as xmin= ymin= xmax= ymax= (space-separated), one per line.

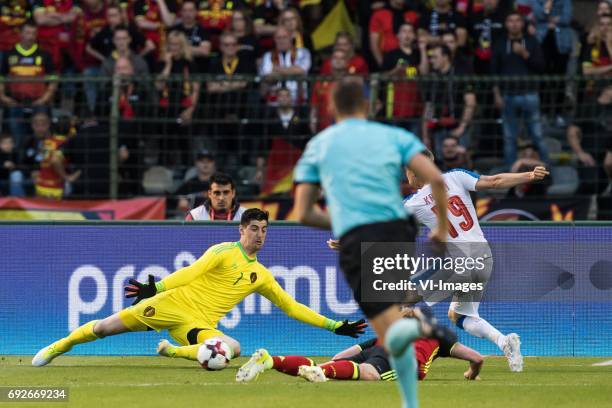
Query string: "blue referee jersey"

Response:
xmin=294 ymin=118 xmax=425 ymax=238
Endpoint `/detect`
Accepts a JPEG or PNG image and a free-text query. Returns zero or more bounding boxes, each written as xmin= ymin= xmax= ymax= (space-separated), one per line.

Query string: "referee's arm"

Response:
xmin=294 ymin=137 xmax=331 ymax=230
xmin=294 ymin=183 xmax=331 ymax=230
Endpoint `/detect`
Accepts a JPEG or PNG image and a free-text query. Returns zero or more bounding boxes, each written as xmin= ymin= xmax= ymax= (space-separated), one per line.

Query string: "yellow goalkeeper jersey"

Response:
xmin=155 ymin=241 xmax=336 ymax=330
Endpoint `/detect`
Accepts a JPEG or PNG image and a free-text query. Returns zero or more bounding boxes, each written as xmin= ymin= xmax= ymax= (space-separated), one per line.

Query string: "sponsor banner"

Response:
xmin=243 ymin=197 xmax=591 ymax=221
xmin=476 ymin=197 xmax=590 ymax=221
xmin=0 ymin=197 xmax=166 ymax=220
xmin=1 ymin=224 xmax=611 ymax=357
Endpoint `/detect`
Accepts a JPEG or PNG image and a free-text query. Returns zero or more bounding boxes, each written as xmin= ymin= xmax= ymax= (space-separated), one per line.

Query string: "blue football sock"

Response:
xmin=386 ymin=319 xmax=420 ymax=408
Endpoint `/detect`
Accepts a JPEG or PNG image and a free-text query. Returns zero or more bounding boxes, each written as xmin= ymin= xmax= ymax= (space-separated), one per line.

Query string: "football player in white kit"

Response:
xmin=403 ymin=150 xmax=549 ymax=372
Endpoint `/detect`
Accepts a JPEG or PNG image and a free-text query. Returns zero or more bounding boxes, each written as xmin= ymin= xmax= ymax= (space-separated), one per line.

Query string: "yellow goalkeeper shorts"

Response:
xmin=118 ymin=291 xmax=224 ymax=346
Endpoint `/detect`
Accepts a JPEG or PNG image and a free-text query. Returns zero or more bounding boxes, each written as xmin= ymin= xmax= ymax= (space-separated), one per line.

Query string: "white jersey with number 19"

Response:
xmin=403 ymin=169 xmax=487 ymax=243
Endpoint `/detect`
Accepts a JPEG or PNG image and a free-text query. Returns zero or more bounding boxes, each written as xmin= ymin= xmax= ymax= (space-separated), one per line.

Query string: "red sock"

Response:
xmin=272 ymin=356 xmax=313 ymax=376
xmin=320 ymin=360 xmax=359 ymax=380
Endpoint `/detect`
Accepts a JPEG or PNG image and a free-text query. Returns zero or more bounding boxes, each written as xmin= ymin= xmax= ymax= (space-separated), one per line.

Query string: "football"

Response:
xmin=197 ymin=339 xmax=231 ymax=371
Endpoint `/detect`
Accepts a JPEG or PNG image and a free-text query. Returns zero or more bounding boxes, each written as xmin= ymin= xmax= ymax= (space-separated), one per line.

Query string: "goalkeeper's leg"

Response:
xmin=32 ymin=312 xmax=146 ymax=367
xmin=158 ymin=330 xmax=240 ymax=362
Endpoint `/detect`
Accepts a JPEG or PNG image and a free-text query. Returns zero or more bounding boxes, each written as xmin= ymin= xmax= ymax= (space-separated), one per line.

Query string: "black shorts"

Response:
xmin=339 ymin=218 xmax=418 ymax=319
xmin=345 ymin=345 xmax=391 ymax=376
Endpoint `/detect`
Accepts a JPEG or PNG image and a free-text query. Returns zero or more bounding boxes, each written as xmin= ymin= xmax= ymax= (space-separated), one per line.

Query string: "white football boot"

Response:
xmin=236 ymin=348 xmax=272 ymax=382
xmin=298 ymin=365 xmax=328 ymax=383
xmin=32 ymin=342 xmax=67 ymax=367
xmin=503 ymin=333 xmax=524 ymax=372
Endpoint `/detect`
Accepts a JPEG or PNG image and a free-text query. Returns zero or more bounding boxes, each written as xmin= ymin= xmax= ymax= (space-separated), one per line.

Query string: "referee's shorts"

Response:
xmin=338 ymin=217 xmax=418 ymax=319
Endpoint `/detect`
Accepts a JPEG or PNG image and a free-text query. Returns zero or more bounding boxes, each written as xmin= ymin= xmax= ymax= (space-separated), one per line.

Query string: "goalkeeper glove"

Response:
xmin=124 ymin=274 xmax=157 ymax=305
xmin=332 ymin=319 xmax=368 ymax=338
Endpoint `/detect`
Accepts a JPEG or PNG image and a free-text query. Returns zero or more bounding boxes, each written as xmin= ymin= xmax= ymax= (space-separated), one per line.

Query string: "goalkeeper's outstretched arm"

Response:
xmin=155 ymin=248 xmax=220 ymax=292
xmin=258 ymin=279 xmax=367 ymax=338
xmin=125 ymin=246 xmax=221 ymax=304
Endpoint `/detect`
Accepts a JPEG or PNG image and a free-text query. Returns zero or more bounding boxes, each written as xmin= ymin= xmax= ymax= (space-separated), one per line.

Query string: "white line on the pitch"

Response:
xmin=64 ymin=383 xmax=606 ymax=387
xmin=592 ymin=360 xmax=612 ymax=366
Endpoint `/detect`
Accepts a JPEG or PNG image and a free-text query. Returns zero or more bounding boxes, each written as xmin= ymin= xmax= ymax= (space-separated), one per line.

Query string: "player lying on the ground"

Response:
xmin=236 ymin=308 xmax=483 ymax=383
xmin=404 ymin=151 xmax=549 ymax=372
xmin=32 ymin=208 xmax=367 ymax=367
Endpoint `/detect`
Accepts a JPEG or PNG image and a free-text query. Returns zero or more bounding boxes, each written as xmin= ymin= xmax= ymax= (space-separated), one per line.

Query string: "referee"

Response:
xmin=294 ymin=77 xmax=449 ymax=408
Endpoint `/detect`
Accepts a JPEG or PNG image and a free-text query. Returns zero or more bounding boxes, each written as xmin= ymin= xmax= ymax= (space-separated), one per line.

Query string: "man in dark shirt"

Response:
xmin=418 ymin=0 xmax=468 ymax=47
xmin=422 ymin=44 xmax=476 ymax=158
xmin=206 ymin=32 xmax=256 ymax=163
xmin=382 ymin=22 xmax=428 ymax=132
xmin=171 ymin=0 xmax=211 ymax=72
xmin=369 ymin=0 xmax=423 ymax=69
xmin=175 ymin=149 xmax=216 ymax=213
xmin=0 ymin=134 xmax=24 ymax=196
xmin=468 ymin=0 xmax=509 ymax=75
xmin=491 ymin=12 xmax=548 ymax=167
xmin=88 ymin=5 xmax=148 ymax=60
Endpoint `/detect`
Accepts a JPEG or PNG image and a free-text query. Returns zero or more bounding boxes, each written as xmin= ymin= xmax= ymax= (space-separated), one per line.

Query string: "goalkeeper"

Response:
xmin=33 ymin=208 xmax=367 ymax=367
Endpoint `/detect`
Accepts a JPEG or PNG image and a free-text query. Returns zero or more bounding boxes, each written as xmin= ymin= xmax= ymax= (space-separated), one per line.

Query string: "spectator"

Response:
xmin=439 ymin=135 xmax=472 ymax=171
xmin=207 ymin=32 xmax=256 ymax=164
xmin=468 ymin=0 xmax=509 ymax=75
xmin=228 ymin=9 xmax=259 ymax=65
xmin=0 ymin=22 xmax=57 ymax=155
xmin=441 ymin=30 xmax=473 ymax=73
xmin=278 ymin=7 xmax=311 ymax=51
xmin=0 ymin=135 xmax=25 ymax=196
xmin=423 ymin=44 xmax=477 ymax=158
xmin=418 ymin=0 xmax=468 ymax=47
xmin=582 ymin=14 xmax=612 ymax=77
xmin=134 ymin=0 xmax=177 ymax=65
xmin=320 ymin=32 xmax=369 ymax=75
xmin=100 ymin=26 xmax=150 ymax=77
xmin=175 ymin=150 xmax=216 ymax=215
xmin=0 ymin=0 xmax=32 ymax=53
xmin=508 ymin=141 xmax=550 ymax=197
xmin=256 ymin=87 xmax=310 ymax=183
xmin=196 ymin=0 xmax=242 ymax=51
xmin=23 ymin=111 xmax=52 ymax=185
xmin=532 ymin=0 xmax=573 ymax=122
xmin=369 ymin=0 xmax=421 ymax=69
xmin=492 ymin=12 xmax=548 ymax=167
xmin=185 ymin=172 xmax=247 ymax=221
xmin=566 ymin=86 xmax=612 ymax=195
xmin=253 ymin=0 xmax=287 ymax=51
xmin=112 ymin=55 xmax=152 ymax=195
xmin=381 ymin=22 xmax=428 ymax=132
xmin=259 ymin=26 xmax=311 ymax=104
xmin=33 ymin=0 xmax=81 ymax=72
xmin=88 ymin=5 xmax=149 ymax=61
xmin=172 ymin=0 xmax=211 ymax=72
xmin=78 ymin=0 xmax=109 ymax=118
xmin=587 ymin=1 xmax=612 ymax=45
xmin=310 ymin=49 xmax=349 ymax=134
xmin=155 ymin=30 xmax=200 ymax=166
xmin=34 ymin=113 xmax=81 ymax=199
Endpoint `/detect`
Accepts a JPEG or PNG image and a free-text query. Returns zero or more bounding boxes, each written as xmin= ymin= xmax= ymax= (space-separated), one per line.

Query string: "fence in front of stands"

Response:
xmin=0 ymin=74 xmax=610 ymax=218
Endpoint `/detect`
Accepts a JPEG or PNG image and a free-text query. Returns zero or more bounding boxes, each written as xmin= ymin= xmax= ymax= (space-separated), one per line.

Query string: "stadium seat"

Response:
xmin=547 ymin=166 xmax=579 ymax=196
xmin=142 ymin=166 xmax=175 ymax=195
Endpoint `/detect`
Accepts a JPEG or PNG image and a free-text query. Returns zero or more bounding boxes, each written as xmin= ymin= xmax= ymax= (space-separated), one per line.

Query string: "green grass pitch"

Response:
xmin=2 ymin=356 xmax=612 ymax=407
